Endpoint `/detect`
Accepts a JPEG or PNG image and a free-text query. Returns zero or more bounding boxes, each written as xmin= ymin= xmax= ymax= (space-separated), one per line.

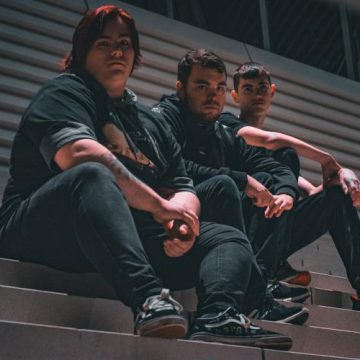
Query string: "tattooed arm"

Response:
xmin=54 ymin=138 xmax=199 ymax=233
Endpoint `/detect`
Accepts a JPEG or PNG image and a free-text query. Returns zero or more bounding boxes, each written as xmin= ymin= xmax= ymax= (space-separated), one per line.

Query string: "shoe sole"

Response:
xmin=280 ymin=273 xmax=312 ymax=287
xmin=189 ymin=332 xmax=292 ymax=351
xmin=274 ymin=306 xmax=309 ymax=325
xmin=136 ymin=315 xmax=188 ymax=339
xmin=274 ymin=282 xmax=311 ymax=303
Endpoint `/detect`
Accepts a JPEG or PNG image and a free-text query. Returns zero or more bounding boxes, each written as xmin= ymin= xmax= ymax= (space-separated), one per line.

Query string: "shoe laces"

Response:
xmin=218 ymin=307 xmax=252 ymax=331
xmin=142 ymin=288 xmax=183 ymax=313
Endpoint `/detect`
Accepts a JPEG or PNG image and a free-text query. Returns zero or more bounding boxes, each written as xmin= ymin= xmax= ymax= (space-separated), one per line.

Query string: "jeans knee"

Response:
xmin=71 ymin=162 xmax=113 ymax=182
xmin=325 ymin=185 xmax=347 ymax=203
xmin=65 ymin=162 xmax=116 ymax=195
xmin=212 ymin=175 xmax=240 ymax=199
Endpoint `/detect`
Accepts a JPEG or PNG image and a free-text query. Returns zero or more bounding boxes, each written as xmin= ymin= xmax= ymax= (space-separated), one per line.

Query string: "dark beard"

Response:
xmin=182 ymin=90 xmax=220 ymax=124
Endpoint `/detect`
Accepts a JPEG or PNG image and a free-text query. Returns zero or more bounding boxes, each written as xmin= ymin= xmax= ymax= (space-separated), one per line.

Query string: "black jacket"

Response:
xmin=152 ymin=94 xmax=299 ymax=199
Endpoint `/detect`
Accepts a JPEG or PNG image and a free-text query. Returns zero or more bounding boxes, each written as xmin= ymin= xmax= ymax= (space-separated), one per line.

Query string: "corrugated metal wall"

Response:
xmin=1 ymin=0 xmax=360 ymax=275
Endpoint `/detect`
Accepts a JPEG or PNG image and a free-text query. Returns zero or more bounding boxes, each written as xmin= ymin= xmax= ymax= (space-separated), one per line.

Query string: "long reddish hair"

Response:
xmin=62 ymin=5 xmax=142 ymax=73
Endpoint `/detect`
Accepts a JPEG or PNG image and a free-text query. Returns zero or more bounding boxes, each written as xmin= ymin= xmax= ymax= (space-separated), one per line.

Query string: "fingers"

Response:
xmin=350 ymin=189 xmax=360 ymax=207
xmin=265 ymin=195 xmax=293 ymax=218
xmin=163 ymin=238 xmax=194 ymax=257
xmin=252 ymin=191 xmax=274 ymax=208
xmin=177 ymin=210 xmax=200 ymax=237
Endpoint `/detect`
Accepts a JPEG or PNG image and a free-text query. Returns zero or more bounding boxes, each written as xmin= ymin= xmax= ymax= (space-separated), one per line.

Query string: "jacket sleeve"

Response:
xmin=185 ymin=160 xmax=248 ymax=189
xmin=232 ymin=136 xmax=300 ymax=200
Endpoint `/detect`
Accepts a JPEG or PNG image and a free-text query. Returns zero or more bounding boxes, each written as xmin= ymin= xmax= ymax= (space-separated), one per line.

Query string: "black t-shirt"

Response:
xmin=0 ymin=70 xmax=194 ymax=226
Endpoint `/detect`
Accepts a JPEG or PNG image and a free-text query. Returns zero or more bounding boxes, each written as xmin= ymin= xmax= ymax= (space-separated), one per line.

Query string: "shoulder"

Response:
xmin=219 ymin=112 xmax=249 ymax=131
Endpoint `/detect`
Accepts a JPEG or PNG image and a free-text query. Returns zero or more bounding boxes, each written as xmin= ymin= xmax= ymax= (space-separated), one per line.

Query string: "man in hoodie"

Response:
xmin=153 ymin=50 xmax=360 ymax=310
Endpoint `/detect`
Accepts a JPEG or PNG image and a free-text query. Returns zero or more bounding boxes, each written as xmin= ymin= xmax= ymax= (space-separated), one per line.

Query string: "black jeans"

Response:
xmin=0 ymin=164 xmax=265 ymax=313
xmin=287 ymin=186 xmax=360 ymax=294
xmin=195 ymin=175 xmax=245 ymax=231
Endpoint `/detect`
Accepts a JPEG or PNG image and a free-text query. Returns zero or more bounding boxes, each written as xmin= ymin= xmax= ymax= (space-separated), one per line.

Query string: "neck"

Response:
xmin=240 ymin=111 xmax=265 ymax=129
xmin=107 ymin=86 xmax=126 ymax=99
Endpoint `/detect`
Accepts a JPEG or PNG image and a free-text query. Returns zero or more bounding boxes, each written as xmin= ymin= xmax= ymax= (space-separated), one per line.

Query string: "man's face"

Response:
xmin=85 ymin=16 xmax=135 ymax=96
xmin=231 ymin=75 xmax=276 ymax=118
xmin=177 ymin=64 xmax=227 ymax=123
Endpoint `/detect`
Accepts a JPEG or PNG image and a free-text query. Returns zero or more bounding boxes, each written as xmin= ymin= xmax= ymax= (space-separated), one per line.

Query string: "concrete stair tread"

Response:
xmin=0 ymin=283 xmax=360 ymax=358
xmin=0 ymin=283 xmax=359 ymax=332
xmin=0 ymin=319 xmax=359 ymax=360
xmin=0 ymin=257 xmax=354 ymax=298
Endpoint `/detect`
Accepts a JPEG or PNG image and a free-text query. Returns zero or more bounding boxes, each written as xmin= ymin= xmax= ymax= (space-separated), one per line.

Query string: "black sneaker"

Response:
xmin=351 ymin=295 xmax=360 ymax=311
xmin=134 ymin=288 xmax=188 ymax=338
xmin=269 ymin=281 xmax=310 ymax=303
xmin=248 ymin=294 xmax=309 ymax=325
xmin=276 ymin=261 xmax=311 ymax=286
xmin=189 ymin=307 xmax=292 ymax=350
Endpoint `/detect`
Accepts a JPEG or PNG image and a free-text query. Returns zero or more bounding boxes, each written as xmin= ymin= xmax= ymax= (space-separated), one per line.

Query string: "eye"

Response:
xmin=259 ymin=84 xmax=270 ymax=93
xmin=217 ymin=85 xmax=226 ymax=94
xmin=242 ymin=86 xmax=252 ymax=94
xmin=96 ymin=40 xmax=111 ymax=48
xmin=196 ymin=84 xmax=207 ymax=92
xmin=118 ymin=38 xmax=132 ymax=51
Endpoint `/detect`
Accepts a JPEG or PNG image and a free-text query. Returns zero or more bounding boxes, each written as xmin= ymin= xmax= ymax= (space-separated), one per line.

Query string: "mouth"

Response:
xmin=203 ymin=104 xmax=220 ymax=110
xmin=108 ymin=62 xmax=126 ymax=67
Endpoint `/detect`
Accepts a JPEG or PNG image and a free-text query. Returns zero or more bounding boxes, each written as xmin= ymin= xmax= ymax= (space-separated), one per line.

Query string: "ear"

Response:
xmin=270 ymin=84 xmax=277 ymax=99
xmin=231 ymin=89 xmax=239 ymax=104
xmin=176 ymin=80 xmax=184 ymax=98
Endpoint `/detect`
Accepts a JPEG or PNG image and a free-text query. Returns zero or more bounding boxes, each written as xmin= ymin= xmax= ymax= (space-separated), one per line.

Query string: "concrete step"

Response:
xmin=0 ymin=257 xmax=116 ymax=299
xmin=1 ymin=284 xmax=360 ymax=355
xmin=0 ymin=284 xmax=133 ymax=333
xmin=0 ymin=257 xmax=356 ymax=312
xmin=251 ymin=320 xmax=360 ymax=359
xmin=0 ymin=319 xmax=358 ymax=360
xmin=5 ymin=284 xmax=360 ymax=333
xmin=300 ymin=303 xmax=360 ymax=333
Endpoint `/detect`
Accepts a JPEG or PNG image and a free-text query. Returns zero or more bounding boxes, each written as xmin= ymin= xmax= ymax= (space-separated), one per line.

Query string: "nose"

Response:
xmin=111 ymin=46 xmax=124 ymax=58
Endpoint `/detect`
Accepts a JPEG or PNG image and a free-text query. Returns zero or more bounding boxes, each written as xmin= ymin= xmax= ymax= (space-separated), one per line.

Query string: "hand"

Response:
xmin=265 ymin=194 xmax=294 ymax=218
xmin=322 ymin=156 xmax=341 ymax=187
xmin=163 ymin=220 xmax=196 ymax=257
xmin=152 ymin=199 xmax=200 ymax=237
xmin=166 ymin=220 xmax=194 ymax=242
xmin=244 ymin=175 xmax=274 ymax=208
xmin=325 ymin=168 xmax=360 ymax=207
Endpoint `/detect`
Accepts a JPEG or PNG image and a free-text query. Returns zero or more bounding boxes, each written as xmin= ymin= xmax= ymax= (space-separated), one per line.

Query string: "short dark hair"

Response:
xmin=62 ymin=5 xmax=142 ymax=72
xmin=177 ymin=49 xmax=227 ymax=85
xmin=233 ymin=62 xmax=272 ymax=91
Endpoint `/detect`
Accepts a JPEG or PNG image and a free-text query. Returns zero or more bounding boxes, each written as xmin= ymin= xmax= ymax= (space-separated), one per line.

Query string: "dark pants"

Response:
xmin=288 ymin=186 xmax=360 ymax=293
xmin=0 ymin=164 xmax=265 ymax=313
xmin=248 ymin=148 xmax=360 ymax=293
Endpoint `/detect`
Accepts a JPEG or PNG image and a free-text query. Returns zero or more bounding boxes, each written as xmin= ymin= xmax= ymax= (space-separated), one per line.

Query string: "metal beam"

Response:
xmin=166 ymin=0 xmax=174 ymax=19
xmin=339 ymin=3 xmax=355 ymax=79
xmin=259 ymin=0 xmax=271 ymax=51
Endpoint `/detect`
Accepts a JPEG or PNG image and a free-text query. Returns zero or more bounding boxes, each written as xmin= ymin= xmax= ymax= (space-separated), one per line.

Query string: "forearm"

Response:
xmin=55 ymin=139 xmax=164 ymax=212
xmin=298 ymin=176 xmax=316 ymax=194
xmin=239 ymin=127 xmax=340 ymax=166
xmin=268 ymin=133 xmax=338 ymax=166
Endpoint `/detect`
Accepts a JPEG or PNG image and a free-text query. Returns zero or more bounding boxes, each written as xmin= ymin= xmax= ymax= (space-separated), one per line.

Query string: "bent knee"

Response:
xmin=67 ymin=162 xmax=114 ymax=184
xmin=212 ymin=175 xmax=240 ymax=195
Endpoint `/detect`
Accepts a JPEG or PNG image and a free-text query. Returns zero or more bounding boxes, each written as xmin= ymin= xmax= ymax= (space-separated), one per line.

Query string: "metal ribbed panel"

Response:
xmin=0 ymin=0 xmax=359 ymax=190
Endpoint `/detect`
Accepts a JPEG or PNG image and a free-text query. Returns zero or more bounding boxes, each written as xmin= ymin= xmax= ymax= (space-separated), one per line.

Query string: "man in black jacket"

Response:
xmin=0 ymin=7 xmax=294 ymax=349
xmin=153 ymin=49 xmax=360 ymax=310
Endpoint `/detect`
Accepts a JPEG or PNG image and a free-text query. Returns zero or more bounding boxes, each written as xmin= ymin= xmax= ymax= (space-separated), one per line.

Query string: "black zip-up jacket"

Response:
xmin=152 ymin=94 xmax=299 ymax=199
